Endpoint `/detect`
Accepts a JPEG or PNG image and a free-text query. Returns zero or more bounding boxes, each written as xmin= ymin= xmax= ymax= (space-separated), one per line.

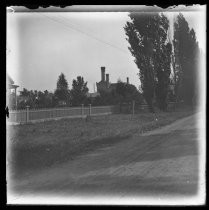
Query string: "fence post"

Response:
xmin=15 ymin=109 xmax=17 ymax=123
xmin=89 ymin=104 xmax=91 ymax=116
xmin=81 ymin=104 xmax=84 ymax=118
xmin=132 ymin=100 xmax=135 ymax=116
xmin=26 ymin=105 xmax=30 ymax=123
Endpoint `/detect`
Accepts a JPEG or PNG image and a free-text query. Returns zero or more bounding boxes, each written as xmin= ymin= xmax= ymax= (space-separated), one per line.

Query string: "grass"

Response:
xmin=7 ymin=106 xmax=195 ymax=177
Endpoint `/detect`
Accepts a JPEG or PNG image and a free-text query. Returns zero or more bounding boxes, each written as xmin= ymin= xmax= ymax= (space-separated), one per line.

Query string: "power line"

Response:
xmin=56 ymin=14 xmax=95 ymax=34
xmin=55 ymin=14 xmax=130 ymax=54
xmin=38 ymin=13 xmax=130 ymax=55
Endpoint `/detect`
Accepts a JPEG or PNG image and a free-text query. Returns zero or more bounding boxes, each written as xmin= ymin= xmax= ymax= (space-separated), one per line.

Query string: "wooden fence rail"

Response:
xmin=7 ymin=102 xmax=182 ymax=124
xmin=8 ymin=105 xmax=116 ymax=124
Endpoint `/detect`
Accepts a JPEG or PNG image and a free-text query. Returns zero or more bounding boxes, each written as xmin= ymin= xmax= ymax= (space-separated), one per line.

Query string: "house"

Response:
xmin=96 ymin=66 xmax=130 ymax=93
xmin=6 ymin=73 xmax=19 ymax=109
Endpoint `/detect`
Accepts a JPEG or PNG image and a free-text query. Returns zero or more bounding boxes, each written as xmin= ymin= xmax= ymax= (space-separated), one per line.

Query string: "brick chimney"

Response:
xmin=101 ymin=67 xmax=105 ymax=82
xmin=127 ymin=77 xmax=129 ymax=84
xmin=106 ymin=74 xmax=109 ymax=84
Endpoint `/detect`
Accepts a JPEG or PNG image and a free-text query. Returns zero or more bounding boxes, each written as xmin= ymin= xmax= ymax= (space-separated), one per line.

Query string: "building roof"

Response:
xmin=8 ymin=84 xmax=19 ymax=89
xmin=109 ymin=83 xmax=117 ymax=88
xmin=7 ymin=73 xmax=14 ymax=85
xmin=7 ymin=73 xmax=19 ymax=90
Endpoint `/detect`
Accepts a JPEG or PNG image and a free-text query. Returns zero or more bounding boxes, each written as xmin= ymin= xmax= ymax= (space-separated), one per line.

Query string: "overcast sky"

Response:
xmin=7 ymin=8 xmax=206 ymax=93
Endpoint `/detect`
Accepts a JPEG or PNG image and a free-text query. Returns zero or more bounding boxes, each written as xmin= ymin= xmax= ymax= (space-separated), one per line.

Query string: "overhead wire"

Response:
xmin=38 ymin=13 xmax=130 ymax=55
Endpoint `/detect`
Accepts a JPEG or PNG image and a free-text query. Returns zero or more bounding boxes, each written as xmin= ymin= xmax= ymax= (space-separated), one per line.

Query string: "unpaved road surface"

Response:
xmin=8 ymin=113 xmax=203 ymax=201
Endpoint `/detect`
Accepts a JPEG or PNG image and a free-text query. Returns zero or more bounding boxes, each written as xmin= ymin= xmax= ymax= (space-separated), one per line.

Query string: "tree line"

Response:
xmin=14 ymin=74 xmax=88 ymax=109
xmin=124 ymin=12 xmax=201 ymax=112
xmin=12 ymin=73 xmax=144 ymax=109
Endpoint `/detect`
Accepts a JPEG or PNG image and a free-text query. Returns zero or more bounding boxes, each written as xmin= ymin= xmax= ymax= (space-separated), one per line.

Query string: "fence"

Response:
xmin=8 ymin=105 xmax=117 ymax=124
xmin=119 ymin=101 xmax=183 ymax=114
xmin=7 ymin=102 xmax=182 ymax=124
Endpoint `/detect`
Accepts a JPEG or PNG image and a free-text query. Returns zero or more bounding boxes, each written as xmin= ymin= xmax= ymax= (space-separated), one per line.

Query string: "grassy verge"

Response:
xmin=7 ymin=106 xmax=195 ymax=176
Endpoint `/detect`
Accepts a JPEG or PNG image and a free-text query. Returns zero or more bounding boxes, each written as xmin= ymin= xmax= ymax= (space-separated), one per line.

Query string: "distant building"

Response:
xmin=86 ymin=92 xmax=100 ymax=104
xmin=96 ymin=66 xmax=130 ymax=93
xmin=86 ymin=92 xmax=100 ymax=98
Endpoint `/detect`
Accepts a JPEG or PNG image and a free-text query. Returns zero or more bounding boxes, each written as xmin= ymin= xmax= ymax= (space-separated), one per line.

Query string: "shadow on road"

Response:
xmin=10 ymin=128 xmax=199 ymax=198
xmin=14 ymin=173 xmax=198 ymax=197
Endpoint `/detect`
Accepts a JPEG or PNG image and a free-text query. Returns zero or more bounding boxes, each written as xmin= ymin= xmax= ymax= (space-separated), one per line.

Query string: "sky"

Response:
xmin=7 ymin=7 xmax=206 ymax=94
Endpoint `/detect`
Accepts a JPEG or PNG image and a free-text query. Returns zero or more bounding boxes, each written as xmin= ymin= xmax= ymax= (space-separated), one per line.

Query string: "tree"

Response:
xmin=71 ymin=76 xmax=89 ymax=106
xmin=95 ymin=90 xmax=116 ymax=105
xmin=19 ymin=88 xmax=29 ymax=97
xmin=54 ymin=73 xmax=70 ymax=105
xmin=42 ymin=90 xmax=54 ymax=108
xmin=18 ymin=88 xmax=35 ymax=108
xmin=115 ymin=81 xmax=143 ymax=104
xmin=124 ymin=12 xmax=172 ymax=112
xmin=92 ymin=81 xmax=143 ymax=106
xmin=173 ymin=13 xmax=200 ymax=105
xmin=154 ymin=44 xmax=172 ymax=110
xmin=152 ymin=15 xmax=172 ymax=111
xmin=17 ymin=88 xmax=56 ymax=109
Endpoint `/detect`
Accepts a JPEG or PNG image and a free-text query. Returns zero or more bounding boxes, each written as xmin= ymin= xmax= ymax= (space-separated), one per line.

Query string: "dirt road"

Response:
xmin=8 ymin=113 xmax=204 ymax=203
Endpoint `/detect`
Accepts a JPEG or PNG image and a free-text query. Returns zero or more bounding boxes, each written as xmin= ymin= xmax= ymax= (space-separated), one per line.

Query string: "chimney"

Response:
xmin=106 ymin=74 xmax=109 ymax=84
xmin=127 ymin=77 xmax=129 ymax=84
xmin=101 ymin=67 xmax=105 ymax=82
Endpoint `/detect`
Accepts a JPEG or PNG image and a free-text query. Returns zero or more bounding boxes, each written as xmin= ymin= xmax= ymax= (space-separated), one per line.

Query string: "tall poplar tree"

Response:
xmin=124 ymin=12 xmax=172 ymax=111
xmin=173 ymin=13 xmax=200 ymax=105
